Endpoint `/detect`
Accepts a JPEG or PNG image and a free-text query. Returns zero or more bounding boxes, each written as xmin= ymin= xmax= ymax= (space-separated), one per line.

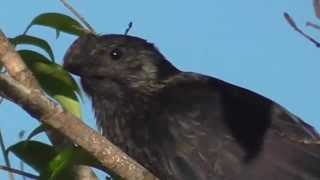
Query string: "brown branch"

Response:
xmin=0 ymin=31 xmax=40 ymax=89
xmin=0 ymin=30 xmax=98 ymax=180
xmin=0 ymin=29 xmax=71 ymax=149
xmin=283 ymin=12 xmax=320 ymax=47
xmin=0 ymin=30 xmax=158 ymax=180
xmin=313 ymin=0 xmax=320 ymax=19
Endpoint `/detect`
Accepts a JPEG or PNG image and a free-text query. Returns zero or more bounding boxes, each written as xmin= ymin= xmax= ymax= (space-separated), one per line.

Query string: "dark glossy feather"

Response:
xmin=63 ymin=34 xmax=320 ymax=180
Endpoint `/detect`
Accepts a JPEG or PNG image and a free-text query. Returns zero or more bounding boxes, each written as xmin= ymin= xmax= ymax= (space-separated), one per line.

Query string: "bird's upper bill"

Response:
xmin=63 ymin=33 xmax=98 ymax=76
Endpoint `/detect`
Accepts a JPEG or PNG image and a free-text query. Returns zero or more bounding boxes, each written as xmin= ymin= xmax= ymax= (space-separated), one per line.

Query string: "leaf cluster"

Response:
xmin=3 ymin=12 xmax=113 ymax=180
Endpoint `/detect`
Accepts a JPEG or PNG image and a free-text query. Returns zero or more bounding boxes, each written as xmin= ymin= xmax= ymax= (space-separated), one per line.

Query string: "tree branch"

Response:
xmin=0 ymin=30 xmax=158 ymax=180
xmin=283 ymin=12 xmax=320 ymax=47
xmin=1 ymin=29 xmax=98 ymax=180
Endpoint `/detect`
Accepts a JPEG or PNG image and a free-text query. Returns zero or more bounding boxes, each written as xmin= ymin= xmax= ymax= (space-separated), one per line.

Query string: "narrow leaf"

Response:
xmin=284 ymin=12 xmax=298 ymax=30
xmin=10 ymin=35 xmax=55 ymax=61
xmin=46 ymin=147 xmax=102 ymax=180
xmin=18 ymin=50 xmax=82 ymax=118
xmin=24 ymin=13 xmax=86 ymax=38
xmin=46 ymin=148 xmax=78 ymax=180
xmin=27 ymin=125 xmax=46 ymax=140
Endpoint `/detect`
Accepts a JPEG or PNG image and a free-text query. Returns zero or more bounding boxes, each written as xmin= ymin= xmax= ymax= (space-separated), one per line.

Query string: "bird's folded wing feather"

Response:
xmin=155 ymin=73 xmax=320 ymax=180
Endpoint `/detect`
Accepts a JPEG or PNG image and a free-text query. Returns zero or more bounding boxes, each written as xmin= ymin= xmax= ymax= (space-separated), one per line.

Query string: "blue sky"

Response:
xmin=1 ymin=0 xmax=319 ymax=179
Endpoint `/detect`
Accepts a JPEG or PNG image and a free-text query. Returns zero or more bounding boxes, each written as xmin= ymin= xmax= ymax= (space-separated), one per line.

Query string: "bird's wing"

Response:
xmin=153 ymin=72 xmax=320 ymax=180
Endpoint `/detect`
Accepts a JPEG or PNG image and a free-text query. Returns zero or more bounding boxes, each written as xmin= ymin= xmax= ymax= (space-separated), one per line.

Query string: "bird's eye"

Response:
xmin=110 ymin=48 xmax=123 ymax=60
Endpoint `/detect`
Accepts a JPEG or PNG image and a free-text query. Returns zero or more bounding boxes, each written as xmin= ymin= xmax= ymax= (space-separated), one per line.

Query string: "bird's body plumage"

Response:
xmin=64 ymin=34 xmax=320 ymax=179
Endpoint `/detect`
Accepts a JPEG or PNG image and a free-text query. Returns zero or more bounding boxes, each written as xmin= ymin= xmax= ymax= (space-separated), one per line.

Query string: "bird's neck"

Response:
xmin=89 ymin=79 xmax=157 ymax=151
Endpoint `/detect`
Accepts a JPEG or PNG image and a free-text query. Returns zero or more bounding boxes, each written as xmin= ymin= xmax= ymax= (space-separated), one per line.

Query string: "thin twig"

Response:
xmin=306 ymin=21 xmax=320 ymax=31
xmin=60 ymin=0 xmax=96 ymax=34
xmin=0 ymin=130 xmax=15 ymax=180
xmin=284 ymin=12 xmax=320 ymax=47
xmin=18 ymin=130 xmax=26 ymax=180
xmin=0 ymin=165 xmax=38 ymax=179
xmin=0 ymin=67 xmax=6 ymax=101
xmin=19 ymin=157 xmax=26 ymax=180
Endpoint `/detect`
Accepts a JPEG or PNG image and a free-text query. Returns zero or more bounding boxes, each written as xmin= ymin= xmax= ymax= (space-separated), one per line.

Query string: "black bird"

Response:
xmin=63 ymin=34 xmax=320 ymax=180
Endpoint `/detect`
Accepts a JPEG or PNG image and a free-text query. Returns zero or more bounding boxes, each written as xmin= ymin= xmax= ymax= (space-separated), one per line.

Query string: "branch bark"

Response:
xmin=0 ymin=30 xmax=158 ymax=180
xmin=0 ymin=30 xmax=97 ymax=180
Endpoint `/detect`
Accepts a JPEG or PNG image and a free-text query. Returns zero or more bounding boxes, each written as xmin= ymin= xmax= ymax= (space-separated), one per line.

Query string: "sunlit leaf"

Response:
xmin=18 ymin=50 xmax=82 ymax=118
xmin=24 ymin=13 xmax=86 ymax=38
xmin=47 ymin=148 xmax=74 ymax=180
xmin=41 ymin=147 xmax=102 ymax=180
xmin=54 ymin=94 xmax=82 ymax=119
xmin=10 ymin=35 xmax=55 ymax=61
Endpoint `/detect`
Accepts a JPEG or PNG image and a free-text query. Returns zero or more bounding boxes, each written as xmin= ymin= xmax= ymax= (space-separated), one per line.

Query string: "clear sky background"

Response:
xmin=1 ymin=0 xmax=320 ymax=179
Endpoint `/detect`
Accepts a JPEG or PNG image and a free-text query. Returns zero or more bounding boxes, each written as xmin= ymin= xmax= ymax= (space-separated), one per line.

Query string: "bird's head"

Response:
xmin=63 ymin=34 xmax=179 ymax=96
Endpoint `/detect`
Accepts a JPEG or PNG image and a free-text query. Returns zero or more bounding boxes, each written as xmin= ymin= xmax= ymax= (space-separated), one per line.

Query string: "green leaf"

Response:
xmin=43 ymin=148 xmax=75 ymax=180
xmin=7 ymin=141 xmax=114 ymax=180
xmin=10 ymin=35 xmax=55 ymax=62
xmin=52 ymin=148 xmax=101 ymax=171
xmin=54 ymin=94 xmax=82 ymax=118
xmin=42 ymin=147 xmax=102 ymax=180
xmin=27 ymin=124 xmax=46 ymax=140
xmin=6 ymin=140 xmax=57 ymax=173
xmin=67 ymin=147 xmax=121 ymax=179
xmin=18 ymin=50 xmax=82 ymax=118
xmin=24 ymin=13 xmax=86 ymax=38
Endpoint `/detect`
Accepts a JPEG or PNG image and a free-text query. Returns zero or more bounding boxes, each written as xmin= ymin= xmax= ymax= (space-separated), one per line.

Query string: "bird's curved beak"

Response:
xmin=63 ymin=33 xmax=98 ymax=75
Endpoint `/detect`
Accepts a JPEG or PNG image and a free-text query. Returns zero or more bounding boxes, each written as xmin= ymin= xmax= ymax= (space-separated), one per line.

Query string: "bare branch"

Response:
xmin=284 ymin=12 xmax=320 ymax=47
xmin=60 ymin=0 xmax=96 ymax=34
xmin=18 ymin=130 xmax=26 ymax=180
xmin=0 ymin=30 xmax=158 ymax=180
xmin=0 ymin=31 xmax=40 ymax=89
xmin=0 ymin=131 xmax=15 ymax=180
xmin=0 ymin=165 xmax=38 ymax=179
xmin=306 ymin=21 xmax=320 ymax=31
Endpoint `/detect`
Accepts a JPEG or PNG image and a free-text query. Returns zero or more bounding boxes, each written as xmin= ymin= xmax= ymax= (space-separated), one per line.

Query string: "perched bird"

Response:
xmin=63 ymin=34 xmax=320 ymax=180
